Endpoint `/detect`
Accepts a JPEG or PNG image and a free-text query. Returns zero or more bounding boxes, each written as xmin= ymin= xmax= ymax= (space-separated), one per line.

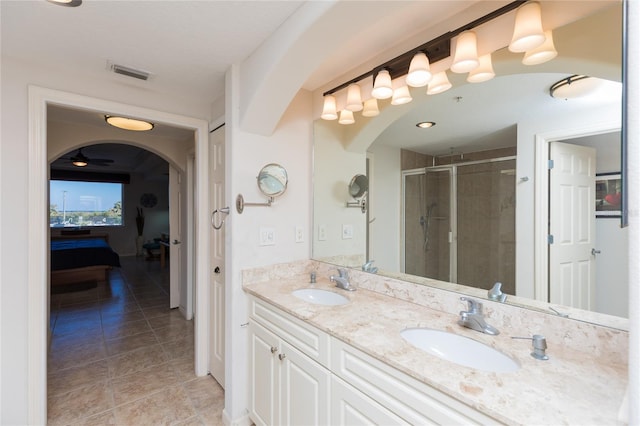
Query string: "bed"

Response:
xmin=50 ymin=233 xmax=121 ymax=288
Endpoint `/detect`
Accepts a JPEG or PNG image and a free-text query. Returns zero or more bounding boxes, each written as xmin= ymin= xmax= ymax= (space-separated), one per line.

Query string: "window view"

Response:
xmin=50 ymin=180 xmax=123 ymax=227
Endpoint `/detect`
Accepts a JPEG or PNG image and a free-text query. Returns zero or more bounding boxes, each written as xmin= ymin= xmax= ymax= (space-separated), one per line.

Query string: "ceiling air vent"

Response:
xmin=110 ymin=63 xmax=150 ymax=81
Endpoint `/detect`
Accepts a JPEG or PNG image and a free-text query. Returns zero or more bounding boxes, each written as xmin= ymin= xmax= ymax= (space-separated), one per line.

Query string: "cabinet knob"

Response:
xmin=278 ymin=353 xmax=287 ymax=361
xmin=270 ymin=346 xmax=278 ymax=354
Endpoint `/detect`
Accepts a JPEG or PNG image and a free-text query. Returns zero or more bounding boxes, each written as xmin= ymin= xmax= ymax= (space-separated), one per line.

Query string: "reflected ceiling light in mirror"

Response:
xmin=416 ymin=121 xmax=436 ymax=129
xmin=467 ymin=54 xmax=495 ymax=83
xmin=391 ymin=85 xmax=413 ymax=105
xmin=406 ymin=52 xmax=432 ymax=87
xmin=320 ymin=95 xmax=338 ymax=120
xmin=371 ymin=69 xmax=393 ymax=99
xmin=426 ymin=71 xmax=452 ymax=95
xmin=345 ymin=84 xmax=363 ymax=111
xmin=509 ymin=1 xmax=545 ymax=52
xmin=362 ymin=98 xmax=380 ymax=117
xmin=105 ymin=115 xmax=154 ymax=131
xmin=451 ymin=31 xmax=479 ymax=73
xmin=47 ymin=0 xmax=82 ymax=6
xmin=338 ymin=109 xmax=355 ymax=125
xmin=550 ymin=75 xmax=601 ymax=99
xmin=522 ymin=30 xmax=557 ymax=65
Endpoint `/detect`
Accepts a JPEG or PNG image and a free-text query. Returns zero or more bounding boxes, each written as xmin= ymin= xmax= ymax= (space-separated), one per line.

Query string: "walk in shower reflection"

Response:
xmin=403 ymin=158 xmax=516 ymax=293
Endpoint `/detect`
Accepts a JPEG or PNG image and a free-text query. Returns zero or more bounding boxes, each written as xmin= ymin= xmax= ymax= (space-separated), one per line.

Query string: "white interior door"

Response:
xmin=169 ymin=165 xmax=182 ymax=310
xmin=209 ymin=126 xmax=226 ymax=387
xmin=549 ymin=141 xmax=596 ymax=309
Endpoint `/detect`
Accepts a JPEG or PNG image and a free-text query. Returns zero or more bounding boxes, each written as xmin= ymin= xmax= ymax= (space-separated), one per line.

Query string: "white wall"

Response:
xmin=0 ymin=56 xmax=210 ymax=424
xmin=224 ymin=65 xmax=313 ymax=422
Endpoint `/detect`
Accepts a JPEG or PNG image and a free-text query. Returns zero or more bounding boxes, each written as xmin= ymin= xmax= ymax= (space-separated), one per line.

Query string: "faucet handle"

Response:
xmin=460 ymin=296 xmax=482 ymax=314
xmin=337 ymin=267 xmax=349 ymax=279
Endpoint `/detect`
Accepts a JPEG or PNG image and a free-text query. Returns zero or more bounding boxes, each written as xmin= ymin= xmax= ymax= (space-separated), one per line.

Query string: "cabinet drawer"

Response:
xmin=250 ymin=296 xmax=330 ymax=367
xmin=331 ymin=338 xmax=502 ymax=425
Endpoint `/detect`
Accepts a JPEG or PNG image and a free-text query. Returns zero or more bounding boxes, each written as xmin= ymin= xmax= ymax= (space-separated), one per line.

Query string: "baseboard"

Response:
xmin=222 ymin=409 xmax=251 ymax=426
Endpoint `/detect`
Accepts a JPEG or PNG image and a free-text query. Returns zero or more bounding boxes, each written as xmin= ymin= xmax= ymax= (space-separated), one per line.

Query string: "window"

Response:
xmin=50 ymin=180 xmax=123 ymax=227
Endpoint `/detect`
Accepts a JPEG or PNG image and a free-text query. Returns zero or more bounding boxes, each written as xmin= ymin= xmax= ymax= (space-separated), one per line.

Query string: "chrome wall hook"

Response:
xmin=211 ymin=207 xmax=230 ymax=230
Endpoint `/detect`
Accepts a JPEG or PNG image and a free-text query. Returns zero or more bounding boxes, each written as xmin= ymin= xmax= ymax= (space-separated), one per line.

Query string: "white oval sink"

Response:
xmin=292 ymin=288 xmax=350 ymax=306
xmin=401 ymin=328 xmax=519 ymax=373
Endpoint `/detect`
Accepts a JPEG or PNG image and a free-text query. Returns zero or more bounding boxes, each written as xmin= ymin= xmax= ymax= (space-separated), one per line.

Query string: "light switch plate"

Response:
xmin=318 ymin=225 xmax=327 ymax=241
xmin=342 ymin=224 xmax=354 ymax=239
xmin=295 ymin=226 xmax=304 ymax=243
xmin=259 ymin=227 xmax=275 ymax=246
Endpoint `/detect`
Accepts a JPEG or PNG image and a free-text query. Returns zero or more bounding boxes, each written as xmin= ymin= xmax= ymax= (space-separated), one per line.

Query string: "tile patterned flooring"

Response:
xmin=48 ymin=256 xmax=224 ymax=425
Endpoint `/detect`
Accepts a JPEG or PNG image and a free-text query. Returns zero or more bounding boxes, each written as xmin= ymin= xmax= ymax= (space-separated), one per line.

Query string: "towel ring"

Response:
xmin=211 ymin=207 xmax=230 ymax=230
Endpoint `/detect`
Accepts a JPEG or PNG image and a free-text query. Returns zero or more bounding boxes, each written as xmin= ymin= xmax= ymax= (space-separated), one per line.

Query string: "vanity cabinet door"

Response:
xmin=331 ymin=375 xmax=408 ymax=426
xmin=279 ymin=340 xmax=330 ymax=426
xmin=249 ymin=321 xmax=279 ymax=426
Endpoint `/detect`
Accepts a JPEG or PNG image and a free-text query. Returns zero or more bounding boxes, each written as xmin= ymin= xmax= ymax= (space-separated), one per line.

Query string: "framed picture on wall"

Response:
xmin=595 ymin=172 xmax=622 ymax=218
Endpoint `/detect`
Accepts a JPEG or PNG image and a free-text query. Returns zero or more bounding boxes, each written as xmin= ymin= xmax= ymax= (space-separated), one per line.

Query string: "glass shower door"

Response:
xmin=404 ymin=169 xmax=451 ymax=281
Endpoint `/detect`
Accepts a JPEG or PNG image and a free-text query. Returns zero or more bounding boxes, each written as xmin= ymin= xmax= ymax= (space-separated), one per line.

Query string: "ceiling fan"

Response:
xmin=63 ymin=148 xmax=115 ymax=167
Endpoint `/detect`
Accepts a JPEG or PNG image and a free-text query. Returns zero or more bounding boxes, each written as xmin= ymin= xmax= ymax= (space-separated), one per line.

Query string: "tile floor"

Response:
xmin=48 ymin=256 xmax=224 ymax=425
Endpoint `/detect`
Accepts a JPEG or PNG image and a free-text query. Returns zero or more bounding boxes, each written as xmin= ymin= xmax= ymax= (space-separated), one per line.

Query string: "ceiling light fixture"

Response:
xmin=338 ymin=110 xmax=355 ymax=125
xmin=105 ymin=115 xmax=154 ymax=131
xmin=46 ymin=0 xmax=82 ymax=7
xmin=522 ymin=30 xmax=557 ymax=65
xmin=549 ymin=75 xmax=600 ymax=99
xmin=416 ymin=121 xmax=436 ymax=129
xmin=391 ymin=85 xmax=413 ymax=105
xmin=321 ymin=1 xmax=557 ymax=125
xmin=362 ymin=98 xmax=380 ymax=117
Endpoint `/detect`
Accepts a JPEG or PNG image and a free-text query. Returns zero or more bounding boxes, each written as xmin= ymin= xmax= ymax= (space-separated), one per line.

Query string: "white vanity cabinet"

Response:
xmin=248 ymin=296 xmax=501 ymax=426
xmin=248 ymin=297 xmax=331 ymax=426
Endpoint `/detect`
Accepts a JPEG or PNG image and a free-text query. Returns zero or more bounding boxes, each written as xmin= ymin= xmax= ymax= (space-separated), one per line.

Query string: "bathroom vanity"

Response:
xmin=243 ymin=260 xmax=628 ymax=425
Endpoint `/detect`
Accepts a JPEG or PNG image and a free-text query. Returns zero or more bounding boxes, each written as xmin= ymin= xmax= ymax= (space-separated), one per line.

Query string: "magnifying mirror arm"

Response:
xmin=236 ymin=194 xmax=274 ymax=214
xmin=346 ymin=198 xmax=367 ymax=213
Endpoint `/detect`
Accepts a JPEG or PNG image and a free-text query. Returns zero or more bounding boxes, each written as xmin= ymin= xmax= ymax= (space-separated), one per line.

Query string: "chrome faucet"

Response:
xmin=330 ymin=268 xmax=356 ymax=291
xmin=362 ymin=260 xmax=378 ymax=273
xmin=487 ymin=282 xmax=507 ymax=303
xmin=458 ymin=297 xmax=499 ymax=335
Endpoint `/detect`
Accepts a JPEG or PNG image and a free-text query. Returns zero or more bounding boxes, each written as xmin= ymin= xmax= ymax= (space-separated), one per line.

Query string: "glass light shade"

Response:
xmin=371 ymin=70 xmax=393 ymax=99
xmin=362 ymin=98 xmax=380 ymax=117
xmin=321 ymin=95 xmax=338 ymax=120
xmin=522 ymin=30 xmax=558 ymax=65
xmin=467 ymin=54 xmax=495 ymax=83
xmin=550 ymin=75 xmax=600 ymax=99
xmin=451 ymin=31 xmax=479 ymax=73
xmin=338 ymin=109 xmax=355 ymax=125
xmin=406 ymin=52 xmax=432 ymax=87
xmin=72 ymin=160 xmax=88 ymax=167
xmin=105 ymin=115 xmax=154 ymax=131
xmin=427 ymin=71 xmax=452 ymax=95
xmin=509 ymin=1 xmax=545 ymax=53
xmin=391 ymin=85 xmax=413 ymax=105
xmin=345 ymin=84 xmax=363 ymax=112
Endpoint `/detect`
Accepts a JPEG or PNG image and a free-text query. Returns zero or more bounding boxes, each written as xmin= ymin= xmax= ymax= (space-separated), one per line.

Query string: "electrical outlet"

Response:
xmin=342 ymin=224 xmax=354 ymax=239
xmin=295 ymin=226 xmax=304 ymax=243
xmin=259 ymin=227 xmax=275 ymax=246
xmin=318 ymin=225 xmax=327 ymax=241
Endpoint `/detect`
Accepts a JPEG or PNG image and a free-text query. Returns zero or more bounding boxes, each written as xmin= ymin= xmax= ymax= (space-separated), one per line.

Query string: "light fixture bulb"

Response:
xmin=406 ymin=52 xmax=432 ymax=87
xmin=451 ymin=31 xmax=479 ymax=73
xmin=550 ymin=75 xmax=600 ymax=99
xmin=338 ymin=109 xmax=355 ymax=125
xmin=509 ymin=1 xmax=545 ymax=53
xmin=391 ymin=85 xmax=413 ymax=105
xmin=371 ymin=69 xmax=393 ymax=99
xmin=345 ymin=84 xmax=363 ymax=112
xmin=522 ymin=30 xmax=557 ymax=65
xmin=467 ymin=54 xmax=495 ymax=83
xmin=362 ymin=98 xmax=380 ymax=117
xmin=426 ymin=71 xmax=452 ymax=95
xmin=72 ymin=160 xmax=88 ymax=167
xmin=105 ymin=115 xmax=154 ymax=131
xmin=321 ymin=95 xmax=338 ymax=120
xmin=47 ymin=0 xmax=82 ymax=6
xmin=416 ymin=121 xmax=436 ymax=129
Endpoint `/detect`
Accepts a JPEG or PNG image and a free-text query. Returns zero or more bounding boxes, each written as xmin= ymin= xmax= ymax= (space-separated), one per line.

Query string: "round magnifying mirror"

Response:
xmin=348 ymin=174 xmax=368 ymax=199
xmin=257 ymin=163 xmax=288 ymax=198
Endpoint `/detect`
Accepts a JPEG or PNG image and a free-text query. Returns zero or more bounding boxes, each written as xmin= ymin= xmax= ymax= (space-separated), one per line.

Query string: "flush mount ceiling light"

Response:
xmin=549 ymin=75 xmax=600 ymax=99
xmin=47 ymin=0 xmax=82 ymax=6
xmin=416 ymin=121 xmax=436 ymax=129
xmin=105 ymin=115 xmax=154 ymax=131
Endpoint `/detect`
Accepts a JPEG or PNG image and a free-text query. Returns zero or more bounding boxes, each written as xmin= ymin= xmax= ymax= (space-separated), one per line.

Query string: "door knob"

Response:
xmin=591 ymin=248 xmax=601 ymax=256
xmin=214 ymin=266 xmax=221 ymax=274
xmin=172 ymin=239 xmax=181 ymax=245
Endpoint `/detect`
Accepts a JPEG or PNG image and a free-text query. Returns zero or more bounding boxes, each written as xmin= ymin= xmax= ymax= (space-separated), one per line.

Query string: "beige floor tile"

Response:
xmin=183 ymin=376 xmax=224 ymax=414
xmin=108 ymin=344 xmax=168 ymax=378
xmin=48 ymin=359 xmax=110 ymax=397
xmin=142 ymin=305 xmax=176 ymax=320
xmin=47 ymin=380 xmax=114 ymax=426
xmin=71 ymin=409 xmax=118 ymax=426
xmin=153 ymin=320 xmax=194 ymax=343
xmin=103 ymin=318 xmax=152 ymax=340
xmin=111 ymin=362 xmax=178 ymax=406
xmin=48 ymin=342 xmax=108 ymax=371
xmin=147 ymin=313 xmax=190 ymax=330
xmin=169 ymin=356 xmax=198 ymax=383
xmin=105 ymin=330 xmax=158 ymax=356
xmin=173 ymin=415 xmax=205 ymax=426
xmin=162 ymin=335 xmax=195 ymax=361
xmin=101 ymin=309 xmax=146 ymax=324
xmin=114 ymin=385 xmax=196 ymax=425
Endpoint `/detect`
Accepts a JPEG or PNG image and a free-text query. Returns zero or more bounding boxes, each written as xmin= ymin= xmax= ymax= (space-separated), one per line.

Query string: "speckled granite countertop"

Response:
xmin=243 ymin=272 xmax=628 ymax=426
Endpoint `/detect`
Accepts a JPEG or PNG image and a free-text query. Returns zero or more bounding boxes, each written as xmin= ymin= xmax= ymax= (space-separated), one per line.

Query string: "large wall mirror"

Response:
xmin=312 ymin=2 xmax=627 ymax=330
